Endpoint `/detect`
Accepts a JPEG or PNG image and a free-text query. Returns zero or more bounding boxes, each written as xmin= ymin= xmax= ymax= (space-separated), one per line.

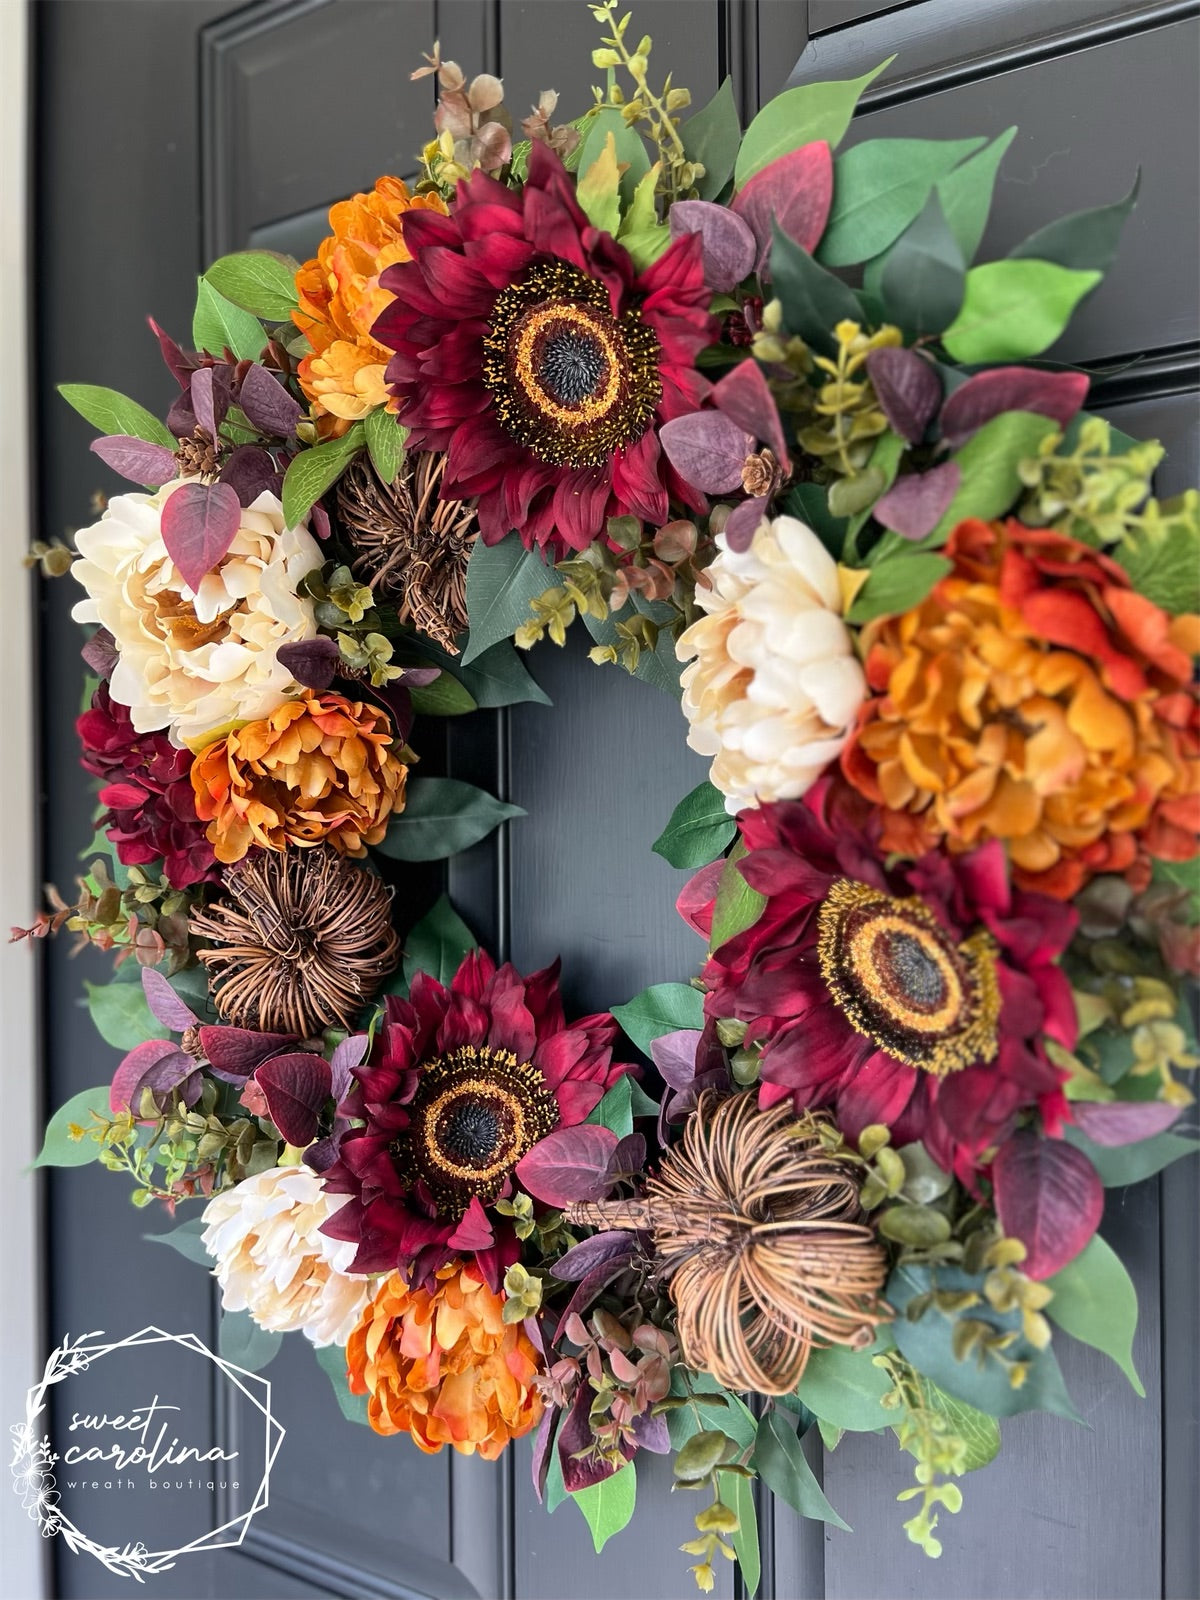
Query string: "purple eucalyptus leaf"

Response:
xmin=532 ymin=1404 xmax=560 ymax=1504
xmin=632 ymin=1410 xmax=671 ymax=1454
xmin=148 ymin=317 xmax=195 ymax=390
xmin=329 ymin=1033 xmax=370 ymax=1102
xmin=81 ymin=628 xmax=118 ymax=680
xmin=160 ymin=480 xmax=242 ymax=594
xmin=874 ymin=462 xmax=962 ymax=541
xmin=90 ymin=435 xmax=179 ymax=487
xmin=199 ymin=1024 xmax=296 ymax=1079
xmin=219 ymin=445 xmax=279 ymax=508
xmin=310 ymin=501 xmax=332 ymax=540
xmin=392 ymin=666 xmax=442 ymax=689
xmin=650 ymin=1029 xmax=705 ymax=1093
xmin=166 ymin=393 xmax=196 ymax=441
xmin=277 ymin=636 xmax=341 ymax=691
xmin=713 ymin=359 xmax=789 ymax=465
xmin=553 ymin=1232 xmax=637 ymax=1283
xmin=178 ymin=1069 xmax=205 ymax=1109
xmin=254 ymin=1052 xmax=333 ymax=1147
xmin=190 ymin=366 xmax=218 ymax=441
xmin=110 ymin=1041 xmax=195 ymax=1116
xmin=865 ymin=348 xmax=943 ymax=445
xmin=659 ymin=410 xmax=753 ymax=495
xmin=239 ymin=363 xmax=302 ymax=438
xmin=669 ymin=201 xmax=757 ymax=293
xmin=724 ymin=496 xmax=769 ymax=553
xmin=557 ymin=1386 xmax=634 ymax=1493
xmin=558 ymin=1258 xmax=633 ymax=1324
xmin=515 ymin=1124 xmax=619 ymax=1206
xmin=1072 ymin=1101 xmax=1183 ymax=1147
xmin=608 ymin=1132 xmax=647 ymax=1180
xmin=141 ymin=967 xmax=199 ymax=1032
xmin=939 ymin=367 xmax=1090 ymax=449
xmin=731 ymin=141 xmax=834 ymax=275
xmin=367 ymin=678 xmax=414 ymax=744
xmin=304 ymin=1118 xmax=353 ymax=1174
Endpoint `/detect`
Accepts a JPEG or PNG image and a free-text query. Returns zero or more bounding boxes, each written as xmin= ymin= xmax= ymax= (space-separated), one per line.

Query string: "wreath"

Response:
xmin=22 ymin=4 xmax=1200 ymax=1583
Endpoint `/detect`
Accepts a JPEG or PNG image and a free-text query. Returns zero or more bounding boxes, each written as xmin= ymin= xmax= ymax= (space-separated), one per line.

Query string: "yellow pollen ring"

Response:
xmin=423 ymin=1075 xmax=527 ymax=1185
xmin=848 ymin=913 xmax=965 ymax=1034
xmin=513 ymin=304 xmax=621 ymax=426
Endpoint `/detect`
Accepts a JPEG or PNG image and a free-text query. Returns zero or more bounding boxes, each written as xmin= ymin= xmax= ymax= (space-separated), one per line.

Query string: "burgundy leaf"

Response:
xmin=865 ymin=347 xmax=942 ymax=445
xmin=277 ymin=636 xmax=341 ymax=691
xmin=732 ymin=141 xmax=834 ymax=275
xmin=531 ymin=1404 xmax=560 ymax=1504
xmin=724 ymin=496 xmax=769 ymax=553
xmin=239 ymin=363 xmax=302 ymax=438
xmin=650 ymin=1029 xmax=705 ymax=1093
xmin=992 ymin=1130 xmax=1104 ymax=1280
xmin=329 ymin=1033 xmax=370 ymax=1101
xmin=392 ymin=666 xmax=442 ymax=689
xmin=90 ymin=435 xmax=179 ymax=487
xmin=874 ymin=462 xmax=962 ymax=541
xmin=110 ymin=1040 xmax=195 ymax=1116
xmin=553 ymin=1232 xmax=637 ymax=1282
xmin=516 ymin=1124 xmax=620 ymax=1206
xmin=81 ymin=628 xmax=118 ymax=680
xmin=310 ymin=501 xmax=332 ymax=540
xmin=141 ymin=967 xmax=198 ymax=1032
xmin=254 ymin=1051 xmax=333 ymax=1146
xmin=190 ymin=367 xmax=219 ymax=440
xmin=713 ymin=359 xmax=789 ymax=465
xmin=940 ymin=367 xmax=1090 ymax=449
xmin=1072 ymin=1101 xmax=1183 ymax=1147
xmin=558 ymin=1385 xmax=632 ymax=1492
xmin=558 ymin=1258 xmax=633 ymax=1324
xmin=659 ymin=410 xmax=754 ymax=495
xmin=148 ymin=317 xmax=195 ymax=390
xmin=367 ymin=678 xmax=414 ymax=744
xmin=608 ymin=1132 xmax=647 ymax=1181
xmin=669 ymin=200 xmax=757 ymax=293
xmin=199 ymin=1023 xmax=295 ymax=1079
xmin=220 ymin=445 xmax=278 ymax=508
xmin=166 ymin=392 xmax=196 ymax=441
xmin=160 ymin=480 xmax=242 ymax=594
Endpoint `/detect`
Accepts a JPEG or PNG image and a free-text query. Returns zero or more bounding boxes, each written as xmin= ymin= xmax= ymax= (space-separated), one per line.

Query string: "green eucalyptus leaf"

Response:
xmin=795 ymin=1338 xmax=895 ymax=1432
xmin=612 ymin=982 xmax=704 ymax=1055
xmin=375 ymin=777 xmax=524 ymax=862
xmin=402 ymin=893 xmax=478 ymax=990
xmin=192 ymin=277 xmax=268 ymax=360
xmin=58 ymin=384 xmax=175 ymax=450
xmin=817 ymin=137 xmax=985 ymax=267
xmin=770 ymin=223 xmax=862 ymax=356
xmin=204 ymin=250 xmax=300 ymax=321
xmin=735 ymin=57 xmax=895 ymax=186
xmin=143 ymin=1217 xmax=211 ymax=1266
xmin=32 ymin=1086 xmax=113 ymax=1169
xmin=935 ymin=127 xmax=1018 ymax=262
xmin=85 ymin=980 xmax=169 ymax=1051
xmin=463 ymin=532 xmax=552 ymax=664
xmin=682 ymin=77 xmax=741 ymax=201
xmin=314 ymin=1341 xmax=371 ymax=1425
xmin=569 ymin=1461 xmax=636 ymax=1553
xmin=753 ymin=1410 xmax=850 ymax=1529
xmin=218 ymin=1309 xmax=283 ymax=1372
xmin=942 ymin=260 xmax=1101 ymax=364
xmin=719 ymin=1466 xmax=760 ymax=1595
xmin=652 ymin=781 xmax=736 ymax=869
xmin=1046 ymin=1233 xmax=1144 ymax=1396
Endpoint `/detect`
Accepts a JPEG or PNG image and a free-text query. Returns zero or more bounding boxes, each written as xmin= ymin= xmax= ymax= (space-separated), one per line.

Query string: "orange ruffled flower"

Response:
xmin=292 ymin=177 xmax=448 ymax=429
xmin=191 ymin=692 xmax=407 ymax=863
xmin=842 ymin=518 xmax=1200 ymax=899
xmin=346 ymin=1263 xmax=543 ymax=1458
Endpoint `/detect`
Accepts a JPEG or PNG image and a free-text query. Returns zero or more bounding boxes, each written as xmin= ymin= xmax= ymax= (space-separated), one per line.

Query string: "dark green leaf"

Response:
xmin=32 ymin=1086 xmax=113 ymax=1169
xmin=463 ymin=532 xmax=552 ymax=664
xmin=719 ymin=1467 xmax=760 ymax=1595
xmin=58 ymin=383 xmax=175 ymax=450
xmin=782 ymin=483 xmax=848 ymax=560
xmin=459 ymin=640 xmax=551 ymax=707
xmin=375 ymin=777 xmax=524 ymax=862
xmin=1062 ymin=1124 xmax=1199 ymax=1187
xmin=569 ymin=1461 xmax=636 ymax=1553
xmin=585 ymin=1074 xmax=660 ymax=1137
xmin=942 ymin=260 xmax=1101 ymax=364
xmin=144 ymin=1217 xmax=211 ymax=1266
xmin=1046 ymin=1233 xmax=1144 ymax=1395
xmin=682 ymin=77 xmax=741 ymax=201
xmin=818 ymin=137 xmax=984 ymax=267
xmin=85 ymin=979 xmax=170 ymax=1051
xmin=879 ymin=191 xmax=965 ymax=338
xmin=612 ymin=982 xmax=704 ymax=1055
xmin=771 ymin=224 xmax=862 ymax=356
xmin=314 ymin=1341 xmax=371 ymax=1425
xmin=281 ymin=426 xmax=364 ymax=528
xmin=1009 ymin=171 xmax=1140 ymax=273
xmin=652 ymin=781 xmax=736 ymax=869
xmin=795 ymin=1337 xmax=895 ymax=1432
xmin=667 ymin=1372 xmax=758 ymax=1453
xmin=402 ymin=893 xmax=477 ymax=990
xmin=847 ymin=551 xmax=951 ymax=625
xmin=409 ymin=673 xmax=477 ymax=717
xmin=364 ymin=406 xmax=407 ymax=486
xmin=709 ymin=840 xmax=766 ymax=951
xmin=192 ymin=278 xmax=267 ymax=360
xmin=735 ymin=57 xmax=895 ymax=186
xmin=204 ymin=251 xmax=299 ymax=321
xmin=753 ymin=1410 xmax=850 ymax=1529
xmin=935 ymin=128 xmax=1017 ymax=263
xmin=218 ymin=1309 xmax=283 ymax=1372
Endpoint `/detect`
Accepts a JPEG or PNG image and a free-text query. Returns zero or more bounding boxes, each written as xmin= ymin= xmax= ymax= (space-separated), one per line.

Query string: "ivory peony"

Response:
xmin=201 ymin=1166 xmax=370 ymax=1347
xmin=676 ymin=514 xmax=866 ymax=813
xmin=71 ymin=480 xmax=322 ymax=747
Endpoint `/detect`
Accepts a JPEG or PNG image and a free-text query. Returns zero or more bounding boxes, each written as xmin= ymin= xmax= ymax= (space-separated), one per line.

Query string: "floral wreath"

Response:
xmin=21 ymin=5 xmax=1200 ymax=1584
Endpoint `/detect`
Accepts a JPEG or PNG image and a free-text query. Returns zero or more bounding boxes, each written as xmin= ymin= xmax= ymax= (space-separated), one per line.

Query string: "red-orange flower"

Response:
xmin=292 ymin=177 xmax=448 ymax=430
xmin=190 ymin=692 xmax=407 ymax=862
xmin=842 ymin=518 xmax=1200 ymax=898
xmin=346 ymin=1263 xmax=544 ymax=1457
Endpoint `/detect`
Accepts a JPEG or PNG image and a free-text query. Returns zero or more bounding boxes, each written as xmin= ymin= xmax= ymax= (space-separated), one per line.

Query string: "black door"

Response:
xmin=35 ymin=3 xmax=1198 ymax=1598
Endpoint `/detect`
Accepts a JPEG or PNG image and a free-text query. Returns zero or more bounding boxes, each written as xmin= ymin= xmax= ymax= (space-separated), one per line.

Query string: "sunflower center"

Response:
xmin=816 ymin=879 xmax=1001 ymax=1075
xmin=395 ymin=1044 xmax=560 ymax=1219
xmin=481 ymin=259 xmax=661 ymax=469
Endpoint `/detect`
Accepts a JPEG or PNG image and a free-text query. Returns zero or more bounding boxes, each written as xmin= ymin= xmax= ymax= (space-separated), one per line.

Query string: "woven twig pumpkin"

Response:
xmin=566 ymin=1090 xmax=888 ymax=1396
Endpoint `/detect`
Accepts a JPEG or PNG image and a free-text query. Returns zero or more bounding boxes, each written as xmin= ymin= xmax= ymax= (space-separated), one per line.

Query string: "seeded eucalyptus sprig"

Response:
xmin=589 ymin=2 xmax=701 ymax=202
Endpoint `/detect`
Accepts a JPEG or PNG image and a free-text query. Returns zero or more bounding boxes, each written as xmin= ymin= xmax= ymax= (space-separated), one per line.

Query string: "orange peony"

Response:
xmin=346 ymin=1263 xmax=543 ymax=1458
xmin=842 ymin=518 xmax=1200 ymax=899
xmin=191 ymin=692 xmax=407 ymax=863
xmin=292 ymin=176 xmax=448 ymax=429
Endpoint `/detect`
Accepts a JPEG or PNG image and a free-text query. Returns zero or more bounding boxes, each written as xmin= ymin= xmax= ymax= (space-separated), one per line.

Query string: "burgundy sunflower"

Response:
xmin=320 ymin=949 xmax=635 ymax=1289
xmin=694 ymin=783 xmax=1079 ymax=1183
xmin=372 ymin=141 xmax=717 ymax=556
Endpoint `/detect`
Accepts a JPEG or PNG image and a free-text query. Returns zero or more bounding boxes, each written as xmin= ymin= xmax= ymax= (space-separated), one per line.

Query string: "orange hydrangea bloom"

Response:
xmin=842 ymin=518 xmax=1200 ymax=899
xmin=346 ymin=1263 xmax=543 ymax=1458
xmin=191 ymin=692 xmax=407 ymax=863
xmin=292 ymin=176 xmax=448 ymax=429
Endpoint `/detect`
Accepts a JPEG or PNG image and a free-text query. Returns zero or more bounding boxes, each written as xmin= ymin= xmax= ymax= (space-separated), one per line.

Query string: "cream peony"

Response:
xmin=71 ymin=480 xmax=322 ymax=747
xmin=201 ymin=1165 xmax=370 ymax=1347
xmin=676 ymin=514 xmax=867 ymax=814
